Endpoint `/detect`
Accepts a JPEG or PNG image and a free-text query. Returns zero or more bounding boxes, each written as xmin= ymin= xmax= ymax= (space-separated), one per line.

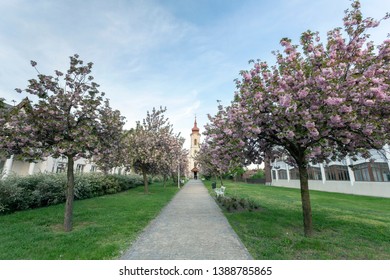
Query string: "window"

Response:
xmin=289 ymin=168 xmax=299 ymax=180
xmin=325 ymin=165 xmax=350 ymax=181
xmin=272 ymin=170 xmax=276 ymax=180
xmin=278 ymin=169 xmax=288 ymax=179
xmin=372 ymin=162 xmax=390 ymax=182
xmin=308 ymin=166 xmax=322 ymax=180
xmin=287 ymin=166 xmax=322 ymax=180
xmin=56 ymin=162 xmax=66 ymax=173
xmin=76 ymin=164 xmax=85 ymax=174
xmin=354 ymin=163 xmax=370 ymax=181
xmin=353 ymin=162 xmax=390 ymax=182
xmin=90 ymin=165 xmax=97 ymax=172
xmin=194 ymin=139 xmax=197 ymax=146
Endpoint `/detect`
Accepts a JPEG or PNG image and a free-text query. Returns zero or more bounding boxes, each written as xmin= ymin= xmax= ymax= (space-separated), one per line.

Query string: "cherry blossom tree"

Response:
xmin=124 ymin=107 xmax=182 ymax=193
xmin=206 ymin=1 xmax=390 ymax=236
xmin=200 ymin=103 xmax=264 ymax=184
xmin=158 ymin=134 xmax=188 ymax=187
xmin=93 ymin=100 xmax=126 ymax=174
xmin=5 ymin=55 xmax=124 ymax=232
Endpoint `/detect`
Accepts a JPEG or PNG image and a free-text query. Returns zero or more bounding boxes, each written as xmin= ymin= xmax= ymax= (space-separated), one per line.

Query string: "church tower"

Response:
xmin=189 ymin=117 xmax=200 ymax=179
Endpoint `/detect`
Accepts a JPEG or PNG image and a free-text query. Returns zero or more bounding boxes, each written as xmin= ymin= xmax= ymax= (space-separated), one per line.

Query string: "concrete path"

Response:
xmin=120 ymin=179 xmax=252 ymax=260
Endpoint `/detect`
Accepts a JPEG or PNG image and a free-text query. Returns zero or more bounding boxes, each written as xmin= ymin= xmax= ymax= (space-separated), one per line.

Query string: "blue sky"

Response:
xmin=1 ymin=0 xmax=389 ymax=148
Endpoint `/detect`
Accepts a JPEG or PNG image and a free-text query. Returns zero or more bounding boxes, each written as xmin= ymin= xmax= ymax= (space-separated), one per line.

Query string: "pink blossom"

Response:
xmin=279 ymin=94 xmax=291 ymax=107
xmin=243 ymin=73 xmax=251 ymax=81
xmin=298 ymin=89 xmax=308 ymax=99
xmin=287 ymin=131 xmax=295 ymax=138
xmin=305 ymin=122 xmax=315 ymax=129
xmin=325 ymin=97 xmax=344 ymax=106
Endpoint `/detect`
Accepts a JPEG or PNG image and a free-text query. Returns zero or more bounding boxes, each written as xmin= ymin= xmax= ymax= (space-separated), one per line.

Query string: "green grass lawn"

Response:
xmin=204 ymin=180 xmax=390 ymax=259
xmin=0 ymin=182 xmax=179 ymax=260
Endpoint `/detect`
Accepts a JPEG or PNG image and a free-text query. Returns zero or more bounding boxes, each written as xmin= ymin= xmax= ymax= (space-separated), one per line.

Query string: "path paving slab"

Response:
xmin=120 ymin=179 xmax=252 ymax=260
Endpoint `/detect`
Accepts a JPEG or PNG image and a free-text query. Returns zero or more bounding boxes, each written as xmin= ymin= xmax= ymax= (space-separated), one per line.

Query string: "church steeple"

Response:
xmin=192 ymin=117 xmax=199 ymax=133
xmin=189 ymin=116 xmax=200 ymax=179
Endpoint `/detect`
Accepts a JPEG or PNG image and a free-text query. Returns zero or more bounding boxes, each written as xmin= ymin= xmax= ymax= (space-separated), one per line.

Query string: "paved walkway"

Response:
xmin=120 ymin=179 xmax=252 ymax=260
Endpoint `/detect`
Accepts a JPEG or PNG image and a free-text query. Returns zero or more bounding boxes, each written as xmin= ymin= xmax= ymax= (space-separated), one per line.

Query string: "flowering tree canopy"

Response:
xmin=206 ymin=1 xmax=390 ymax=236
xmin=4 ymin=54 xmax=125 ymax=232
xmin=157 ymin=133 xmax=188 ymax=187
xmin=199 ymin=103 xmax=252 ymax=183
xmin=93 ymin=100 xmax=126 ymax=174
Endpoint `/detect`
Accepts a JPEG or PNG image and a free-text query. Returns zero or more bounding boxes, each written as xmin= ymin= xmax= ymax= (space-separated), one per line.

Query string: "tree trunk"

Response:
xmin=163 ymin=175 xmax=167 ymax=188
xmin=298 ymin=163 xmax=313 ymax=237
xmin=64 ymin=156 xmax=75 ymax=232
xmin=264 ymin=153 xmax=272 ymax=185
xmin=142 ymin=169 xmax=149 ymax=194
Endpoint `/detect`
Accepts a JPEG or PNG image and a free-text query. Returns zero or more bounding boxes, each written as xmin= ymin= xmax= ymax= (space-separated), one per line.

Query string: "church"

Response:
xmin=188 ymin=118 xmax=200 ymax=179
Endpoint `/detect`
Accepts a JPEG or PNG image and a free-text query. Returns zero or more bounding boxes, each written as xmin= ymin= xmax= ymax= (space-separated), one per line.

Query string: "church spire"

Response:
xmin=192 ymin=116 xmax=199 ymax=132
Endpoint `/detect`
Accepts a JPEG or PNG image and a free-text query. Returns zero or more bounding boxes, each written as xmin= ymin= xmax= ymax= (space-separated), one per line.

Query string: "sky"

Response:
xmin=1 ymin=0 xmax=389 ymax=149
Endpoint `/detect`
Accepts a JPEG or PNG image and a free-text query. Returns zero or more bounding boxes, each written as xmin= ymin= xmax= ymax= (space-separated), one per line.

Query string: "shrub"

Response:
xmin=216 ymin=195 xmax=262 ymax=213
xmin=250 ymin=170 xmax=265 ymax=179
xmin=34 ymin=174 xmax=66 ymax=206
xmin=0 ymin=173 xmax=145 ymax=214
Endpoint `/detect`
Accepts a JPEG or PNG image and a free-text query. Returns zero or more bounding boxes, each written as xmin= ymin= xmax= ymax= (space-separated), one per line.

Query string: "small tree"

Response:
xmin=124 ymin=107 xmax=176 ymax=193
xmin=5 ymin=55 xmax=124 ymax=231
xmin=94 ymin=100 xmax=126 ymax=174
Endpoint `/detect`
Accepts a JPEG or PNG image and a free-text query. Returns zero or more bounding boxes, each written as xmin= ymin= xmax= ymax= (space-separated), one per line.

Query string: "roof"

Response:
xmin=192 ymin=117 xmax=199 ymax=132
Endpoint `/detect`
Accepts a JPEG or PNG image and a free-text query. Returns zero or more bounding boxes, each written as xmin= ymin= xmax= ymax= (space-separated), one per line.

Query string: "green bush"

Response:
xmin=216 ymin=195 xmax=262 ymax=213
xmin=0 ymin=173 xmax=144 ymax=214
xmin=250 ymin=170 xmax=265 ymax=179
xmin=34 ymin=174 xmax=66 ymax=206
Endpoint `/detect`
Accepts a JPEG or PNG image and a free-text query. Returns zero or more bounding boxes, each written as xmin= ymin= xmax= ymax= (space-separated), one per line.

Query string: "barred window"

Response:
xmin=56 ymin=162 xmax=66 ymax=173
xmin=325 ymin=165 xmax=350 ymax=181
xmin=308 ymin=166 xmax=322 ymax=180
xmin=353 ymin=162 xmax=390 ymax=182
xmin=76 ymin=164 xmax=85 ymax=174
xmin=278 ymin=169 xmax=288 ymax=179
xmin=372 ymin=163 xmax=390 ymax=182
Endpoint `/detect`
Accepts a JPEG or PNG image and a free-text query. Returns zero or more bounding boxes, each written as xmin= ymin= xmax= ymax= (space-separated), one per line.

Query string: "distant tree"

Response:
xmin=158 ymin=134 xmax=188 ymax=187
xmin=4 ymin=55 xmax=124 ymax=232
xmin=206 ymin=1 xmax=390 ymax=236
xmin=124 ymin=107 xmax=178 ymax=193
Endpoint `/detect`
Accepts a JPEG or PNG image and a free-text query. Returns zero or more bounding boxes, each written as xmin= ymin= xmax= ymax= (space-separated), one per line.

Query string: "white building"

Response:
xmin=271 ymin=145 xmax=390 ymax=198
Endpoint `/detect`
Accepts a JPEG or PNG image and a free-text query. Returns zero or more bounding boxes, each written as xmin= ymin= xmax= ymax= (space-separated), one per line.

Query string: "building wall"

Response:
xmin=272 ymin=179 xmax=390 ymax=198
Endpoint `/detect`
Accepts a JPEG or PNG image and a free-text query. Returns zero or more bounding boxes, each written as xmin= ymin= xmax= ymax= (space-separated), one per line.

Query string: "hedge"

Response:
xmin=0 ymin=173 xmax=145 ymax=214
